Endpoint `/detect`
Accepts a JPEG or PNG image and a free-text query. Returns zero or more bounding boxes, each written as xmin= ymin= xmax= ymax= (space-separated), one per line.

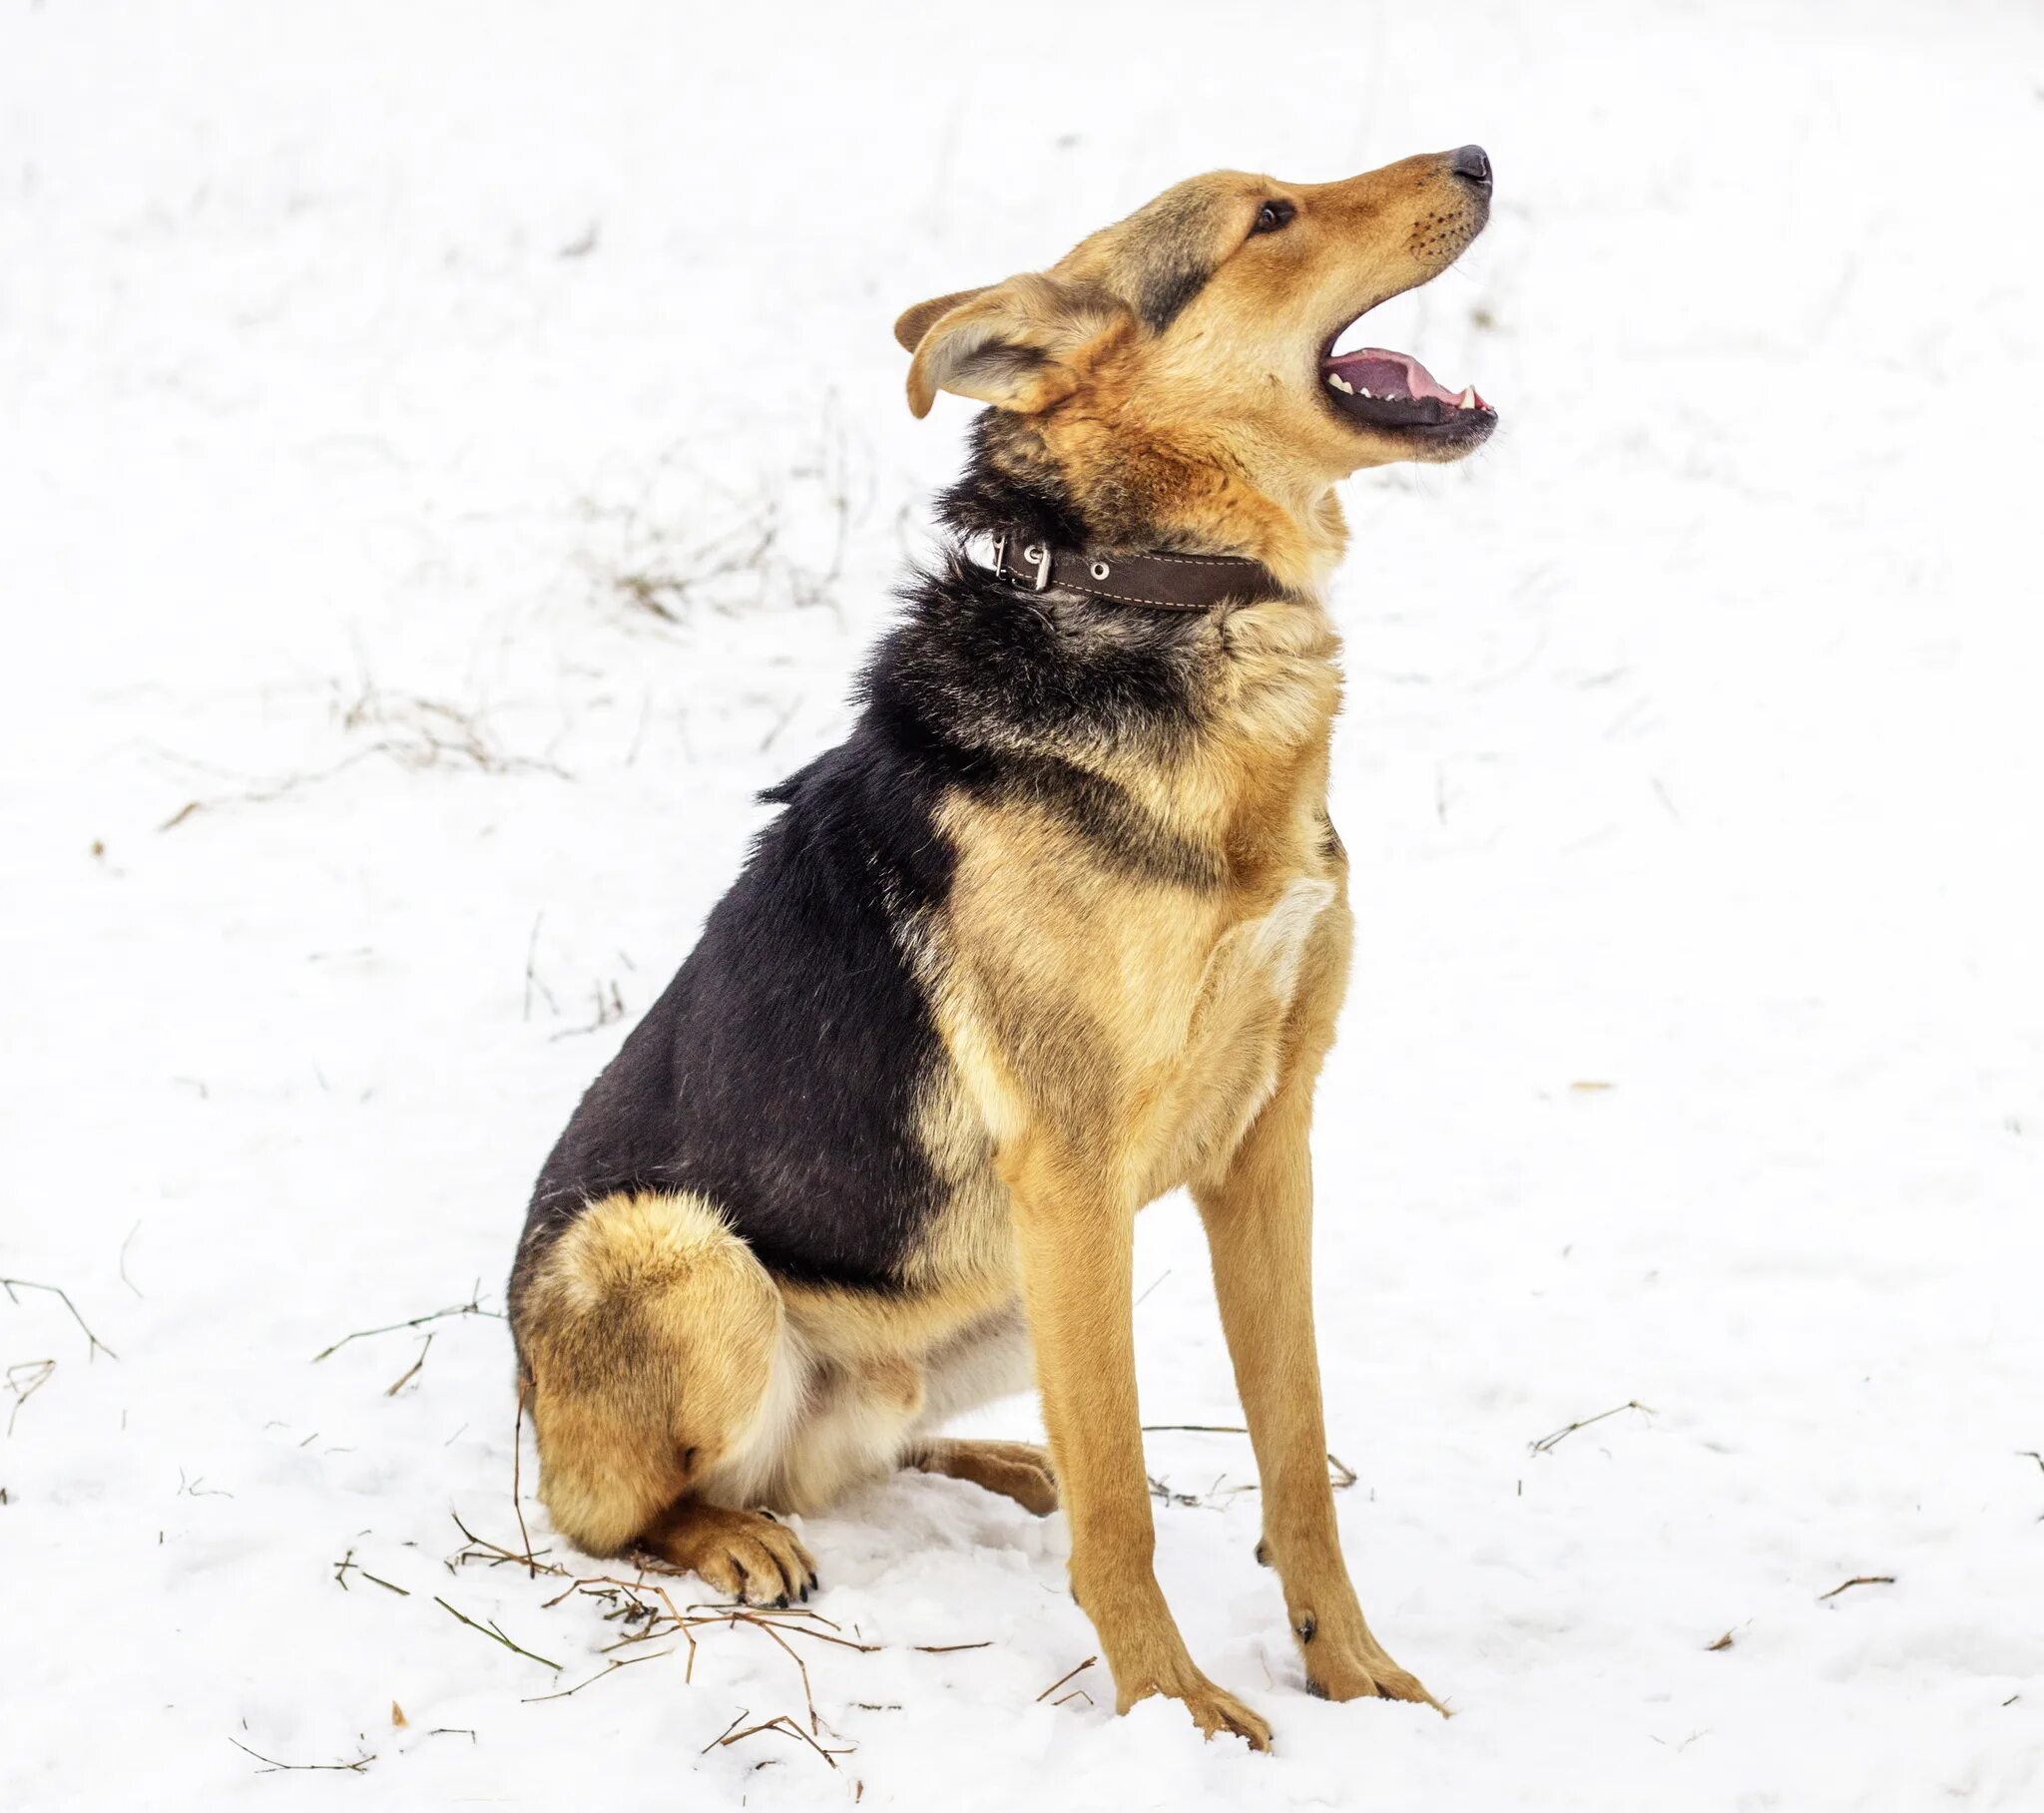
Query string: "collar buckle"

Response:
xmin=989 ymin=533 xmax=1052 ymax=593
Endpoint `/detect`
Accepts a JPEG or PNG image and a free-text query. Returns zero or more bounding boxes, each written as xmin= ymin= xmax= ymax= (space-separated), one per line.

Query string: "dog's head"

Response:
xmin=895 ymin=149 xmax=1494 ymax=575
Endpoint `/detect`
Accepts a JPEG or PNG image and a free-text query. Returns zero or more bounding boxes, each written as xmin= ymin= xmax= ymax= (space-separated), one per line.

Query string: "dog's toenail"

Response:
xmin=1254 ymin=1539 xmax=1271 ymax=1567
xmin=774 ymin=1593 xmax=788 ymax=1608
xmin=1305 ymin=1677 xmax=1329 ymax=1700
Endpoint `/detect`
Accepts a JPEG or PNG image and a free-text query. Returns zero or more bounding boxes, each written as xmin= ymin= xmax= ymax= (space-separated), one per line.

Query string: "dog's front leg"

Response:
xmin=1003 ymin=1138 xmax=1272 ymax=1749
xmin=1194 ymin=1081 xmax=1442 ymax=1712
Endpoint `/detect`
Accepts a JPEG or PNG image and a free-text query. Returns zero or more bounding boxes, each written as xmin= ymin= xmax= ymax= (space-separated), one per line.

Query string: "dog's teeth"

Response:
xmin=1457 ymin=386 xmax=1478 ymax=411
xmin=1326 ymin=372 xmax=1353 ymax=394
xmin=1356 ymin=386 xmax=1372 ymax=398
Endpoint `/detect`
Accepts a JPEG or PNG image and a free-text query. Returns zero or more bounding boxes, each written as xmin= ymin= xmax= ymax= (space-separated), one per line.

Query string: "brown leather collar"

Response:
xmin=983 ymin=530 xmax=1287 ymax=613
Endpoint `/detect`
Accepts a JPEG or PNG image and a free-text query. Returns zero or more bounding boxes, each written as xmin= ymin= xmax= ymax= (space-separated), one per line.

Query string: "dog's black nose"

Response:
xmin=1450 ymin=144 xmax=1493 ymax=191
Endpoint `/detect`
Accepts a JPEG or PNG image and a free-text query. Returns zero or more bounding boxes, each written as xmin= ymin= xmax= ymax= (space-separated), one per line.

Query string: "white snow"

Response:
xmin=4 ymin=2 xmax=2042 ymax=1808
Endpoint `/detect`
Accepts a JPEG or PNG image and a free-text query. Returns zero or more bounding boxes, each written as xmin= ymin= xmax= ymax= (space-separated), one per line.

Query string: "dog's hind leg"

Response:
xmin=898 ymin=1298 xmax=1055 ymax=1512
xmin=511 ymin=1191 xmax=799 ymax=1597
xmin=905 ymin=1437 xmax=1059 ymax=1515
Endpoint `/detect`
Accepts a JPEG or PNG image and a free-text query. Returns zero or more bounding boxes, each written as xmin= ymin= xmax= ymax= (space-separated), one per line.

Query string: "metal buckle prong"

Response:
xmin=1023 ymin=543 xmax=1051 ymax=592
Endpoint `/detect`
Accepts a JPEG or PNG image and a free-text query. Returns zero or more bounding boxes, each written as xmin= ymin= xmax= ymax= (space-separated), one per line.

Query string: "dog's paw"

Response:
xmin=642 ymin=1503 xmax=816 ymax=1607
xmin=962 ymin=1439 xmax=1060 ymax=1516
xmin=1302 ymin=1637 xmax=1444 ymax=1714
xmin=907 ymin=1438 xmax=1061 ymax=1515
xmin=1124 ymin=1670 xmax=1273 ymax=1750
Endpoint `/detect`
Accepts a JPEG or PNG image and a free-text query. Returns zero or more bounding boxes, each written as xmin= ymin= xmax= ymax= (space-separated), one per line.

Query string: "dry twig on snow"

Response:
xmin=1529 ymin=1399 xmax=1654 ymax=1455
xmin=228 ymin=1737 xmax=374 ymax=1774
xmin=1140 ymin=1422 xmax=1357 ymax=1490
xmin=705 ymin=1712 xmax=853 ymax=1770
xmin=159 ymin=681 xmax=568 ymax=833
xmin=1 ymin=1277 xmax=119 ymax=1362
xmin=311 ymin=1284 xmax=503 ymax=1362
xmin=445 ymin=1511 xmax=882 ymax=1755
xmin=5 ymin=1360 xmax=57 ymax=1437
xmin=384 ymin=1333 xmax=433 ymax=1396
xmin=1037 ymin=1656 xmax=1097 ymax=1702
xmin=522 ymin=1648 xmax=675 ymax=1703
xmin=433 ymin=1594 xmax=563 ymax=1671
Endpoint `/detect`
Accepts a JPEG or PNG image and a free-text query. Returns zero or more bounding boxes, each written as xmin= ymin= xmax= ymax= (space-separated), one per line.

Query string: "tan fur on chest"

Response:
xmin=925 ymin=598 xmax=1349 ymax=1213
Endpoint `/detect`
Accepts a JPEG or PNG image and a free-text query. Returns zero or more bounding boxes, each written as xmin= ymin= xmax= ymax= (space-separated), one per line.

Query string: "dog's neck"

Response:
xmin=938 ymin=413 xmax=1347 ymax=599
xmin=911 ymin=413 xmax=1345 ymax=863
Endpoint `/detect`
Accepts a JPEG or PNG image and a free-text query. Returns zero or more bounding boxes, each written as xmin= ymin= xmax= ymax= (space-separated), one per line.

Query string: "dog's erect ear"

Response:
xmin=892 ymin=287 xmax=990 ymax=354
xmin=898 ymin=273 xmax=1129 ymax=420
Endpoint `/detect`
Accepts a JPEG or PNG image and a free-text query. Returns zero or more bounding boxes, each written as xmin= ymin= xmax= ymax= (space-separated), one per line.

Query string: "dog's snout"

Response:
xmin=1449 ymin=144 xmax=1493 ymax=192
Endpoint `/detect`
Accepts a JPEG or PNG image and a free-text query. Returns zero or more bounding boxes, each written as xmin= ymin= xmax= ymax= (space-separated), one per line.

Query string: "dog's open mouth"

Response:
xmin=1319 ymin=343 xmax=1495 ymax=436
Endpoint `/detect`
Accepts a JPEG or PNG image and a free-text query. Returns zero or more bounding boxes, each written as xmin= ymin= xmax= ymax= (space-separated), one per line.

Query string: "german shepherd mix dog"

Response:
xmin=511 ymin=147 xmax=1496 ymax=1748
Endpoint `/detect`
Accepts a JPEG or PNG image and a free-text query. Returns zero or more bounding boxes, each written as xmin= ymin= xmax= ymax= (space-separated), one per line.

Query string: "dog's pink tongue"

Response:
xmin=1322 ymin=346 xmax=1457 ymax=402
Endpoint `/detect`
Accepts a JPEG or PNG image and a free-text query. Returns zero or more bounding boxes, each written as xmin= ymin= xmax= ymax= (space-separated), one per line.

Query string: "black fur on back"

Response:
xmin=517 ymin=418 xmax=1224 ymax=1294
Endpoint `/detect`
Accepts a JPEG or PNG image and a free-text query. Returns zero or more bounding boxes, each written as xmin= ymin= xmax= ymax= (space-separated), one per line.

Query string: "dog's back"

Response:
xmin=518 ymin=721 xmax=954 ymax=1290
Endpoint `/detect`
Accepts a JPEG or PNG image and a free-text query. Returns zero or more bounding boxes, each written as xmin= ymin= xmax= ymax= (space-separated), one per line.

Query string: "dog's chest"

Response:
xmin=927 ymin=775 xmax=1348 ymax=1189
xmin=1131 ymin=859 xmax=1346 ymax=1193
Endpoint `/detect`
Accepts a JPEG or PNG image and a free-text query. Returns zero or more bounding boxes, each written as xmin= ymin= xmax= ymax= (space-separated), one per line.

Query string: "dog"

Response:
xmin=509 ymin=146 xmax=1495 ymax=1748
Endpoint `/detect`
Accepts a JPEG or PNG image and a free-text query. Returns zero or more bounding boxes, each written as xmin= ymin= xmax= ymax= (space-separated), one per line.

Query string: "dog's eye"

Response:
xmin=1251 ymin=200 xmax=1294 ymax=236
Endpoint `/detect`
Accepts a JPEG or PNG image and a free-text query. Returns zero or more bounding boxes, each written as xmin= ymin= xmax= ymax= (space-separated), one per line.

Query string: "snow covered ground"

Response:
xmin=5 ymin=2 xmax=2042 ymax=1807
